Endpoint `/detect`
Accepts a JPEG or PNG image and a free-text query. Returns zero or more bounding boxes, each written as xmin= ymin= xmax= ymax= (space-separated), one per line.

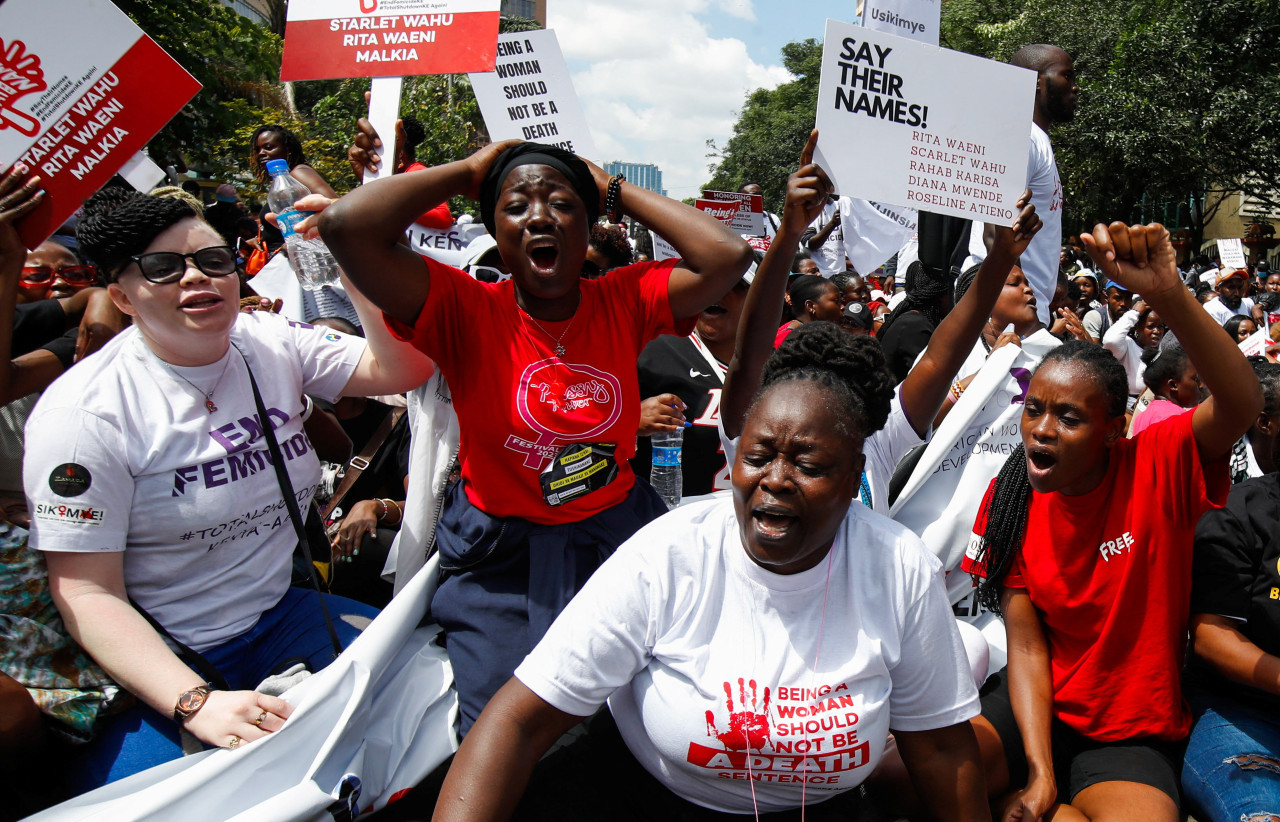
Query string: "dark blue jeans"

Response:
xmin=1182 ymin=687 xmax=1280 ymax=822
xmin=70 ymin=587 xmax=378 ymax=793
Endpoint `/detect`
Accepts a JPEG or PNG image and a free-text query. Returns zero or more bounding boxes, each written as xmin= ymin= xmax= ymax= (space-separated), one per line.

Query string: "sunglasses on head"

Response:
xmin=21 ymin=264 xmax=98 ymax=288
xmin=123 ymin=246 xmax=239 ymax=284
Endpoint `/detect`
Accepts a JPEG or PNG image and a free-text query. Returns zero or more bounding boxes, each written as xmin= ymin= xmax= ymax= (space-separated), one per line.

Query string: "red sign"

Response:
xmin=280 ymin=1 xmax=500 ymax=82
xmin=1 ymin=0 xmax=200 ymax=251
xmin=695 ymin=199 xmax=743 ymax=224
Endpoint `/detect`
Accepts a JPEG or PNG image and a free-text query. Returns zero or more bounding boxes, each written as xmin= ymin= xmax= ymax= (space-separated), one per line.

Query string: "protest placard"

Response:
xmin=468 ymin=29 xmax=598 ymax=159
xmin=650 ymin=231 xmax=679 ymax=262
xmin=813 ymin=19 xmax=1036 ymax=227
xmin=281 ymin=0 xmax=500 ymax=82
xmin=699 ymin=190 xmax=765 ymax=236
xmin=0 ymin=0 xmax=200 ymax=249
xmin=1239 ymin=326 xmax=1271 ymax=358
xmin=1219 ymin=237 xmax=1247 ymax=270
xmin=862 ymin=0 xmax=941 ymax=46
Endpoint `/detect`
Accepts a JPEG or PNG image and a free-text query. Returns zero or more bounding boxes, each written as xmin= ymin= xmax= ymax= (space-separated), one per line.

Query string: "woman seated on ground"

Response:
xmin=320 ymin=139 xmax=753 ymax=736
xmin=26 ymin=181 xmax=433 ymax=792
xmin=962 ymin=222 xmax=1261 ymax=821
xmin=1182 ymin=364 xmax=1280 ymax=821
xmin=431 ymin=323 xmax=989 ymax=822
xmin=1128 ymin=342 xmax=1201 ymax=436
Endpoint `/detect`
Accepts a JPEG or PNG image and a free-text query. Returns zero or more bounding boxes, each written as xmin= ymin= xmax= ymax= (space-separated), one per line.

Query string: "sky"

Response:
xmin=546 ymin=0 xmax=857 ymax=198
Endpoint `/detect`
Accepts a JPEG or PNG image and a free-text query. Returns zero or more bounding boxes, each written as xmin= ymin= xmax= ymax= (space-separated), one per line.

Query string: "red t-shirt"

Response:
xmin=387 ymin=256 xmax=691 ymax=525
xmin=403 ymin=163 xmax=455 ymax=229
xmin=962 ymin=411 xmax=1228 ymax=741
xmin=774 ymin=323 xmax=796 ymax=348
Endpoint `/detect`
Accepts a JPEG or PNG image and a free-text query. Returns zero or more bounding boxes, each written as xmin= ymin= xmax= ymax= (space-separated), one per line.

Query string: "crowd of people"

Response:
xmin=2 ymin=36 xmax=1279 ymax=822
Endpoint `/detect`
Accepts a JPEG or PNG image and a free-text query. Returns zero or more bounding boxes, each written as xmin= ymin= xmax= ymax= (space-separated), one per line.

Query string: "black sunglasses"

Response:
xmin=123 ymin=246 xmax=238 ymax=284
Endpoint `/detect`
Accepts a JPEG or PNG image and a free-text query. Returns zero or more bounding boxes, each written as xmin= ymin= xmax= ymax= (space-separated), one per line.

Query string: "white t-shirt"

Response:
xmin=1101 ymin=309 xmax=1147 ymax=395
xmin=719 ymin=390 xmax=924 ymax=516
xmin=515 ymin=498 xmax=978 ymax=814
xmin=964 ymin=124 xmax=1061 ymax=325
xmin=1204 ymin=295 xmax=1254 ymax=325
xmin=24 ymin=312 xmax=366 ymax=652
xmin=805 ymin=202 xmax=846 ymax=276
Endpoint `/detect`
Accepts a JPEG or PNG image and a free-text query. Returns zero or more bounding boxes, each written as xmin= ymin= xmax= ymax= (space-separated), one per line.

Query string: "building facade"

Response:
xmin=604 ymin=162 xmax=666 ymax=197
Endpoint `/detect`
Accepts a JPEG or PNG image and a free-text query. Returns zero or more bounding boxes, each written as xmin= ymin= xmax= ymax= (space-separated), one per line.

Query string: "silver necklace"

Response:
xmin=158 ymin=353 xmax=232 ymax=413
xmin=520 ymin=303 xmax=578 ymax=358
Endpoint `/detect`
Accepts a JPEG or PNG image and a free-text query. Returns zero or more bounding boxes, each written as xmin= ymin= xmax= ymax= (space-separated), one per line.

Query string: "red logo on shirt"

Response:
xmin=507 ymin=358 xmax=622 ymax=468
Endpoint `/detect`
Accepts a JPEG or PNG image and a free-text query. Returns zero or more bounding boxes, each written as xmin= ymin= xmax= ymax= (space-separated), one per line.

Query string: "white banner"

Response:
xmin=890 ymin=330 xmax=1061 ymax=617
xmin=468 ymin=29 xmax=598 ymax=160
xmin=814 ymin=20 xmax=1036 ymax=227
xmin=862 ymin=0 xmax=941 ymax=46
xmin=650 ymin=230 xmax=679 ymax=262
xmin=840 ymin=196 xmax=917 ymax=276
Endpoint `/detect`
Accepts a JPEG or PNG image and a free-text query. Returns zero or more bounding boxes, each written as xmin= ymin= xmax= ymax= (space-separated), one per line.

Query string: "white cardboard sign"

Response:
xmin=650 ymin=231 xmax=679 ymax=262
xmin=468 ymin=29 xmax=598 ymax=160
xmin=1219 ymin=238 xmax=1247 ymax=271
xmin=814 ymin=19 xmax=1036 ymax=227
xmin=862 ymin=0 xmax=941 ymax=46
xmin=1239 ymin=327 xmax=1271 ymax=358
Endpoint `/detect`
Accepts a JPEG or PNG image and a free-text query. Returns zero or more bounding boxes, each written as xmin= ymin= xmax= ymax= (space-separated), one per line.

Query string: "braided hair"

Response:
xmin=76 ymin=187 xmax=197 ymax=279
xmin=1254 ymin=361 xmax=1280 ymax=418
xmin=877 ymin=260 xmax=952 ymax=339
xmin=250 ymin=125 xmax=307 ymax=184
xmin=973 ymin=340 xmax=1128 ymax=615
xmin=756 ymin=321 xmax=894 ymax=442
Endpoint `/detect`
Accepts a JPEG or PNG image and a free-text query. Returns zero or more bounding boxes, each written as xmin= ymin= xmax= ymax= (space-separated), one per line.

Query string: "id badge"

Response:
xmin=540 ymin=443 xmax=619 ymax=507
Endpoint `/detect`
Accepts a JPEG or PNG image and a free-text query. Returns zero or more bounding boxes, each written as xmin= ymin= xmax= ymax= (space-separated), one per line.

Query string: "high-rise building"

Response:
xmin=219 ymin=0 xmax=271 ymax=27
xmin=500 ymin=0 xmax=547 ymax=25
xmin=604 ymin=162 xmax=666 ymax=198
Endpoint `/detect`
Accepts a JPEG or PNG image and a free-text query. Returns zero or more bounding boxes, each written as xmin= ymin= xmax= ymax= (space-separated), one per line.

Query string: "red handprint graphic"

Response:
xmin=705 ymin=678 xmax=772 ymax=752
xmin=0 ymin=38 xmax=46 ymax=138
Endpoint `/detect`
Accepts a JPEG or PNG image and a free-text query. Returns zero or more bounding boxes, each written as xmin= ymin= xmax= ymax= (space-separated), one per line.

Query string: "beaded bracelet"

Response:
xmin=605 ymin=174 xmax=625 ymax=223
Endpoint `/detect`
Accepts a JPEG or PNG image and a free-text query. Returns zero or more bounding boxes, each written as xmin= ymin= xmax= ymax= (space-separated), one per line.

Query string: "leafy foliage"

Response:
xmin=703 ymin=40 xmax=823 ymax=213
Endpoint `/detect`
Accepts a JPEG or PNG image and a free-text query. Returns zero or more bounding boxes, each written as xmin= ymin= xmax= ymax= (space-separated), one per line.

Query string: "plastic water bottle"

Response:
xmin=265 ymin=158 xmax=340 ymax=291
xmin=650 ymin=428 xmax=684 ymax=510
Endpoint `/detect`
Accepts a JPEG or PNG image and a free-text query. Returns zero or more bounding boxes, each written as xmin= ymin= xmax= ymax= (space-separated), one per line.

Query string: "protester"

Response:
xmin=319 ymin=139 xmax=753 ymax=735
xmin=1102 ymin=299 xmax=1166 ymax=399
xmin=1184 ymin=368 xmax=1280 ymax=821
xmin=431 ymin=322 xmax=989 ymax=821
xmin=799 ymin=194 xmax=844 ymax=275
xmin=26 ymin=185 xmax=433 ymax=791
xmin=877 ymin=260 xmax=955 ymax=382
xmin=1204 ymin=268 xmax=1254 ymax=325
xmin=773 ymin=274 xmax=842 ymax=347
xmin=250 ymin=125 xmax=337 ymax=253
xmin=1230 ymin=362 xmax=1280 ymax=482
xmin=586 ymin=222 xmax=633 ymax=276
xmin=1129 ymin=343 xmax=1200 ymax=436
xmin=963 ymin=222 xmax=1261 ymax=821
xmin=1222 ymin=314 xmax=1257 ymax=344
xmin=18 ymin=238 xmax=99 ymax=304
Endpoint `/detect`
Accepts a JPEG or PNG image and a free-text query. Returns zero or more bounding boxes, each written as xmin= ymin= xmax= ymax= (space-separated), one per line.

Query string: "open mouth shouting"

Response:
xmin=751 ymin=503 xmax=799 ymax=542
xmin=527 ymin=240 xmax=560 ymax=276
xmin=1025 ymin=444 xmax=1057 ymax=487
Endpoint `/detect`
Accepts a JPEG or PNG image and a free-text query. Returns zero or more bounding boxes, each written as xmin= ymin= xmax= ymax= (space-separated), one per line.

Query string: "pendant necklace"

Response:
xmin=159 ymin=353 xmax=232 ymax=413
xmin=520 ymin=298 xmax=579 ymax=358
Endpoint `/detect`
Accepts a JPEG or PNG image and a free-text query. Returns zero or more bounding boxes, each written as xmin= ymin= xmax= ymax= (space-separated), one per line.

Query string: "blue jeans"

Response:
xmin=70 ymin=588 xmax=378 ymax=793
xmin=1182 ymin=687 xmax=1280 ymax=822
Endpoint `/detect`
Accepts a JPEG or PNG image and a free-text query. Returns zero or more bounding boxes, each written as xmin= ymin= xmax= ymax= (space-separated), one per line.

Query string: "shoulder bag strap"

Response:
xmin=129 ymin=598 xmax=231 ymax=691
xmin=238 ymin=346 xmax=344 ymax=660
xmin=320 ymin=405 xmax=406 ymax=522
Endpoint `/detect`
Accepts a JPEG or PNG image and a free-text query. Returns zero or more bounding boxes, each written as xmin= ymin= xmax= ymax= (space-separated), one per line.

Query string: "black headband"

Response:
xmin=479 ymin=142 xmax=598 ymax=236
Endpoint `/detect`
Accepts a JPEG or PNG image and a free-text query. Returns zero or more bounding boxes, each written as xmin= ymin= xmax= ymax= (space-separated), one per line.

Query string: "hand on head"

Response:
xmin=462 ymin=139 xmax=527 ymax=201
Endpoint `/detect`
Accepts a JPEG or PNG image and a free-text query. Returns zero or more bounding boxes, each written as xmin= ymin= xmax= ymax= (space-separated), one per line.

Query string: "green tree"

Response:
xmin=115 ymin=0 xmax=283 ymax=173
xmin=942 ymin=0 xmax=1280 ymax=240
xmin=703 ymin=39 xmax=823 ymax=214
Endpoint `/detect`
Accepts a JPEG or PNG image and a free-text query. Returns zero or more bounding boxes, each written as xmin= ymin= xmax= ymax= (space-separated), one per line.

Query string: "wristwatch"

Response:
xmin=173 ymin=684 xmax=214 ymax=724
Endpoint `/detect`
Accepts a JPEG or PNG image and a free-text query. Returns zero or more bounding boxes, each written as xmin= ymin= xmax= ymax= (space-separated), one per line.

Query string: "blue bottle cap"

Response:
xmin=265 ymin=159 xmax=290 ymax=176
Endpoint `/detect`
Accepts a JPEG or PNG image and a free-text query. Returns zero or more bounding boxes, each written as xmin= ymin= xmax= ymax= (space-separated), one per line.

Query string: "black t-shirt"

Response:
xmin=13 ymin=300 xmax=69 ymax=356
xmin=631 ymin=334 xmax=730 ymax=498
xmin=878 ymin=310 xmax=934 ymax=383
xmin=1188 ymin=473 xmax=1280 ymax=710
